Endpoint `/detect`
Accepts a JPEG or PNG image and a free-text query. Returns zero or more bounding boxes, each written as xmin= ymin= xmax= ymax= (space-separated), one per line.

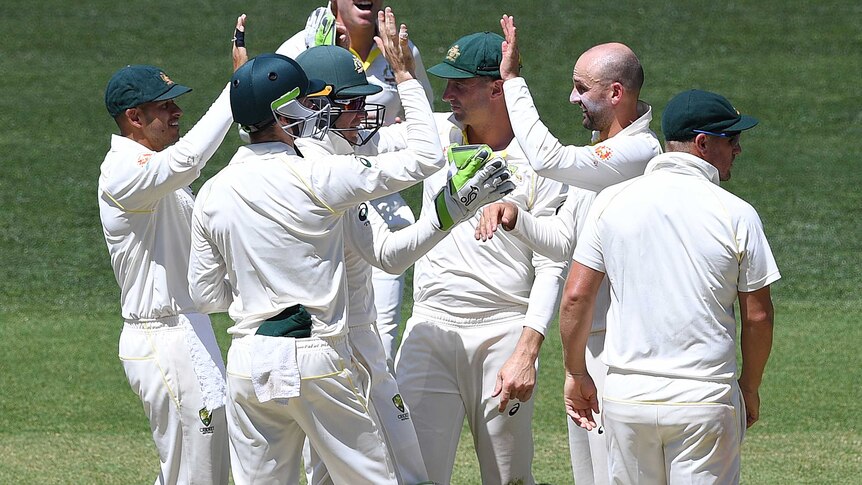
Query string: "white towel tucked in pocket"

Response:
xmin=251 ymin=335 xmax=301 ymax=404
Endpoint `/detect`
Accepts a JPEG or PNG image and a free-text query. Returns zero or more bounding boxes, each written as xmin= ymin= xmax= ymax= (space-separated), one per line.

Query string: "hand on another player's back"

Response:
xmin=373 ymin=7 xmax=415 ymax=83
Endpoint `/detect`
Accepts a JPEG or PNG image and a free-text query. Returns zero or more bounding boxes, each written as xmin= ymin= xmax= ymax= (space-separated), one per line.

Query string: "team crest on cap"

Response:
xmin=594 ymin=144 xmax=613 ymax=163
xmin=352 ymin=55 xmax=364 ymax=74
xmin=446 ymin=45 xmax=461 ymax=62
xmin=160 ymin=72 xmax=174 ymax=85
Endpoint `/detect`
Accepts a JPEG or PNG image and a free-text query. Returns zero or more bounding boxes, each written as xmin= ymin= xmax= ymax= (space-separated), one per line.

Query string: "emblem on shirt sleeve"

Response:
xmin=357 ymin=156 xmax=372 ymax=168
xmin=358 ymin=203 xmax=369 ymax=221
xmin=136 ymin=153 xmax=152 ymax=167
xmin=594 ymin=144 xmax=613 ymax=164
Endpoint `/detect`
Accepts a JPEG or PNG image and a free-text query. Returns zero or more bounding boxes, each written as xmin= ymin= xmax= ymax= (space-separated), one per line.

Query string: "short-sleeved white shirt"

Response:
xmin=574 ymin=151 xmax=781 ymax=382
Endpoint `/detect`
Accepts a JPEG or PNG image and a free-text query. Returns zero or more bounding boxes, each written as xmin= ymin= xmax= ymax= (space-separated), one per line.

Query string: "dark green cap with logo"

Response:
xmin=428 ymin=32 xmax=505 ymax=79
xmin=105 ymin=65 xmax=191 ymax=117
xmin=295 ymin=45 xmax=382 ymax=99
xmin=662 ymin=89 xmax=758 ymax=141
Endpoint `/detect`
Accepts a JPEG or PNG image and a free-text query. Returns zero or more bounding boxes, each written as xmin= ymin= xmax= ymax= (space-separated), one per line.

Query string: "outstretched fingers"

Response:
xmin=232 ymin=14 xmax=248 ymax=71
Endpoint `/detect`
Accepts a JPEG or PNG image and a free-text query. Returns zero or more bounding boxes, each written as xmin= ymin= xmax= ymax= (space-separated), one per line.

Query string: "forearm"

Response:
xmin=509 ymin=208 xmax=574 ymax=261
xmin=559 ymin=262 xmax=603 ymax=373
xmin=374 ymin=215 xmax=448 ymax=275
xmin=523 ymin=261 xmax=567 ymax=336
xmin=739 ymin=315 xmax=774 ymax=392
xmin=171 ymin=83 xmax=233 ymax=176
xmin=513 ymin=326 xmax=544 ymax=363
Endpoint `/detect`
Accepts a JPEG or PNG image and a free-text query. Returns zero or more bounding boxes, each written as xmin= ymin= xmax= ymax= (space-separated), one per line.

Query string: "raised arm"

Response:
xmin=102 ymin=14 xmax=246 ymax=208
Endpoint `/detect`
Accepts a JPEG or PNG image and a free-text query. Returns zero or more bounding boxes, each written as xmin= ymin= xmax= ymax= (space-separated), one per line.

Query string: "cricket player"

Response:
xmin=276 ymin=0 xmax=436 ymax=362
xmin=562 ymin=89 xmax=779 ymax=484
xmin=293 ymin=44 xmax=513 ymax=485
xmin=186 ymin=9 xmax=450 ymax=484
xmin=476 ymin=16 xmax=663 ymax=484
xmin=97 ymin=15 xmax=247 ymax=485
xmin=375 ymin=30 xmax=569 ymax=485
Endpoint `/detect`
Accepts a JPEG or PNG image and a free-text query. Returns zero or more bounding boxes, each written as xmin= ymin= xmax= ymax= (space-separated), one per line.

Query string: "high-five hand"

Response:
xmin=232 ymin=14 xmax=248 ymax=72
xmin=373 ymin=7 xmax=416 ymax=83
xmin=499 ymin=14 xmax=521 ymax=80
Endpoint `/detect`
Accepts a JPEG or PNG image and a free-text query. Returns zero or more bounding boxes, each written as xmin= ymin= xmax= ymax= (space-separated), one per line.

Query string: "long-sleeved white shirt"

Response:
xmin=296 ymin=133 xmax=452 ymax=328
xmin=98 ymin=84 xmax=232 ymax=321
xmin=503 ymin=76 xmax=662 ymax=191
xmin=574 ymin=152 xmax=781 ymax=381
xmin=377 ymin=113 xmax=568 ymax=337
xmin=188 ymin=80 xmax=444 ymax=337
xmin=277 ymin=30 xmax=434 ymax=125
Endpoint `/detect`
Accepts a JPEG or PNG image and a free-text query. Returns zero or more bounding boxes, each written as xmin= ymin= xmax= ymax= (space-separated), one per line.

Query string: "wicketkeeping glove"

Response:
xmin=433 ymin=144 xmax=516 ymax=231
xmin=303 ymin=6 xmax=337 ymax=48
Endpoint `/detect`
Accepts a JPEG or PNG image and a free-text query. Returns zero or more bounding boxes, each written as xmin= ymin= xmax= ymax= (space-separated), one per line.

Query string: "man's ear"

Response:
xmin=125 ymin=108 xmax=143 ymax=128
xmin=609 ymin=81 xmax=624 ymax=106
xmin=490 ymin=79 xmax=505 ymax=99
xmin=694 ymin=133 xmax=710 ymax=157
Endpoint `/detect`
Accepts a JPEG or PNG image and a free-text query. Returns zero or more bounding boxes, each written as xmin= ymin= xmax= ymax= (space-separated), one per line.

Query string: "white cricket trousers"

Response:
xmin=601 ymin=372 xmax=746 ymax=484
xmin=118 ymin=313 xmax=230 ymax=485
xmin=226 ymin=333 xmax=397 ymax=485
xmin=395 ymin=307 xmax=535 ymax=485
xmin=305 ymin=323 xmax=428 ymax=485
xmin=568 ymin=331 xmax=609 ymax=485
xmin=371 ymin=267 xmax=404 ymax=365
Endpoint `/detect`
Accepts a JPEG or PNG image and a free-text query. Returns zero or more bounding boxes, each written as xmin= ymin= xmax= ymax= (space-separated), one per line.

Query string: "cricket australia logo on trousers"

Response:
xmin=392 ymin=394 xmax=410 ymax=421
xmin=199 ymin=407 xmax=215 ymax=435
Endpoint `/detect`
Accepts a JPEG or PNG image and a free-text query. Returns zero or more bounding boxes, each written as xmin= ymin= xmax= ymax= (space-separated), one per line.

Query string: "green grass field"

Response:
xmin=1 ymin=0 xmax=860 ymax=483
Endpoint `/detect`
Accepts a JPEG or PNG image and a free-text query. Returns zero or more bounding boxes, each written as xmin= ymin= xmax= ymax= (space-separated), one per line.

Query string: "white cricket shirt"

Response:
xmin=188 ymin=80 xmax=443 ymax=337
xmin=98 ymin=85 xmax=232 ymax=321
xmin=408 ymin=113 xmax=569 ymax=336
xmin=296 ymin=133 xmax=450 ymax=328
xmin=574 ymin=152 xmax=781 ymax=382
xmin=504 ymin=77 xmax=662 ymax=191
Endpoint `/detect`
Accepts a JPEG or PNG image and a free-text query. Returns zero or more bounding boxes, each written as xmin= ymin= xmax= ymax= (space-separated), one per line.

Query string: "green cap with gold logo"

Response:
xmin=661 ymin=89 xmax=758 ymax=141
xmin=428 ymin=32 xmax=505 ymax=79
xmin=105 ymin=65 xmax=191 ymax=117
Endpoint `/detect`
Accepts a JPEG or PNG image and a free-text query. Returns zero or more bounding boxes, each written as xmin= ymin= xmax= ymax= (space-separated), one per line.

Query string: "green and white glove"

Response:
xmin=433 ymin=144 xmax=516 ymax=231
xmin=303 ymin=5 xmax=337 ymax=48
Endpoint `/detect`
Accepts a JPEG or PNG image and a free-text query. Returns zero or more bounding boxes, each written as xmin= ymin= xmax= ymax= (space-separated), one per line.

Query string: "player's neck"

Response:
xmin=349 ymin=30 xmax=375 ymax=60
xmin=465 ymin=121 xmax=514 ymax=152
xmin=602 ymin=99 xmax=640 ymax=141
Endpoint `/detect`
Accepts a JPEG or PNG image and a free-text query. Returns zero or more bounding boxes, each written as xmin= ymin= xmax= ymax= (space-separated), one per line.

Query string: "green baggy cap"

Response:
xmin=428 ymin=32 xmax=505 ymax=79
xmin=662 ymin=89 xmax=758 ymax=141
xmin=105 ymin=65 xmax=191 ymax=117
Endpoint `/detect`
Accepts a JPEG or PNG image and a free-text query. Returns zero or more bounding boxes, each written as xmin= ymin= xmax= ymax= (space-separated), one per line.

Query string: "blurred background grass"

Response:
xmin=1 ymin=1 xmax=860 ymax=483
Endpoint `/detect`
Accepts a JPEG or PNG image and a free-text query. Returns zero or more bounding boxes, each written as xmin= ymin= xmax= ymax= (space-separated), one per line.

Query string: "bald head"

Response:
xmin=576 ymin=42 xmax=644 ymax=95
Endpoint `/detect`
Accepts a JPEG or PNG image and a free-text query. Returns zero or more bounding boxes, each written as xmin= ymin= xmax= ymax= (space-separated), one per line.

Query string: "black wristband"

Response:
xmin=233 ymin=29 xmax=245 ymax=48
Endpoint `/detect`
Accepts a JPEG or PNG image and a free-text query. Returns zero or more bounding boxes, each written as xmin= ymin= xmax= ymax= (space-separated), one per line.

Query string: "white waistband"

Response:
xmin=123 ymin=314 xmax=188 ymax=328
xmin=411 ymin=304 xmax=525 ymax=326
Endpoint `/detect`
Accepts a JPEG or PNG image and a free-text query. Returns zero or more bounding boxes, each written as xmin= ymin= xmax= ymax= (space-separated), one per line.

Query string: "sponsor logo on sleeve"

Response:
xmin=136 ymin=153 xmax=152 ymax=167
xmin=594 ymin=144 xmax=613 ymax=164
